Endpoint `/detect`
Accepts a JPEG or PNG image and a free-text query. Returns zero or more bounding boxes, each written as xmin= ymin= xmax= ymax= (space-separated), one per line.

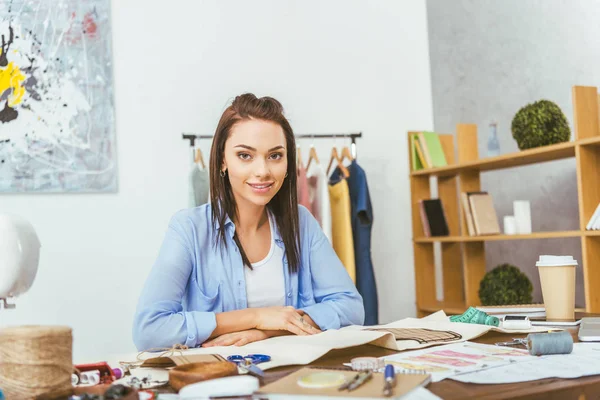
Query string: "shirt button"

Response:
xmin=287 ymin=292 xmax=292 ymax=298
xmin=189 ymin=335 xmax=195 ymax=341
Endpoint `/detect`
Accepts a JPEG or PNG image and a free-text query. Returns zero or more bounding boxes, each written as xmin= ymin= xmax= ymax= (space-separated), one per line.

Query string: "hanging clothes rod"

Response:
xmin=182 ymin=132 xmax=362 ymax=147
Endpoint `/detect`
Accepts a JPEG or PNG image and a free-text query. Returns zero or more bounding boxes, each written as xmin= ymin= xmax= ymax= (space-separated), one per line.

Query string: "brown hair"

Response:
xmin=209 ymin=93 xmax=300 ymax=273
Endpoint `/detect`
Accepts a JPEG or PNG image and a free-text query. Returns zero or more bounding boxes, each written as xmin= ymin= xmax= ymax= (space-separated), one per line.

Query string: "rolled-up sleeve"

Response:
xmin=298 ymin=209 xmax=365 ymax=330
xmin=132 ymin=215 xmax=217 ymax=351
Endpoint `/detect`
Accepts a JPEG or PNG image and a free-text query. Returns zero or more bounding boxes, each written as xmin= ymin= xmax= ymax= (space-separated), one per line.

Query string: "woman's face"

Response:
xmin=222 ymin=118 xmax=288 ymax=208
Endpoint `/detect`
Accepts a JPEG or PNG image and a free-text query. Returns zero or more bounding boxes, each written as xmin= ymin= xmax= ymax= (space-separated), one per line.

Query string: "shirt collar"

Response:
xmin=214 ymin=206 xmax=283 ymax=244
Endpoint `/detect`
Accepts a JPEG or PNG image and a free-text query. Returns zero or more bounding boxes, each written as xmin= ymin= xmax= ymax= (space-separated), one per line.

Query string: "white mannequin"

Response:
xmin=0 ymin=214 xmax=40 ymax=309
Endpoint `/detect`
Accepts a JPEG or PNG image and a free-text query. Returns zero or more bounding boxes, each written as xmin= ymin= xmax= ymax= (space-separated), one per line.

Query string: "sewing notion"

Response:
xmin=449 ymin=306 xmax=500 ymax=327
xmin=226 ymin=353 xmax=271 ymax=378
xmin=178 ymin=375 xmax=259 ymax=399
xmin=496 ymin=331 xmax=573 ymax=356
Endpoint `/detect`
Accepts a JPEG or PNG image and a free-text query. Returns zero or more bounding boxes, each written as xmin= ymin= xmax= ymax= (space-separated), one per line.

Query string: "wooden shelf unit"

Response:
xmin=409 ymin=85 xmax=600 ymax=317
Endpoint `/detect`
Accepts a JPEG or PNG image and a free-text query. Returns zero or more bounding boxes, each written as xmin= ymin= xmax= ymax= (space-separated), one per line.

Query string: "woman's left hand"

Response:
xmin=201 ymin=329 xmax=269 ymax=347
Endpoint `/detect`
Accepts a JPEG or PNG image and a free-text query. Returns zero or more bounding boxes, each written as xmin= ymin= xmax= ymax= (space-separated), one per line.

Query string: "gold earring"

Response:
xmin=220 ymin=170 xmax=226 ymax=178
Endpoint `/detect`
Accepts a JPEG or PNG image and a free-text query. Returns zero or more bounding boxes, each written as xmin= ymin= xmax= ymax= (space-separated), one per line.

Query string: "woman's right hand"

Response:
xmin=254 ymin=306 xmax=321 ymax=336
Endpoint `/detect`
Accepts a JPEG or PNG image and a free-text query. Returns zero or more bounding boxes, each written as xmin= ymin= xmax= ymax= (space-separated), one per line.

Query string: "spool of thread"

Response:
xmin=0 ymin=325 xmax=73 ymax=399
xmin=79 ymin=370 xmax=101 ymax=385
xmin=527 ymin=331 xmax=573 ymax=356
xmin=113 ymin=367 xmax=125 ymax=379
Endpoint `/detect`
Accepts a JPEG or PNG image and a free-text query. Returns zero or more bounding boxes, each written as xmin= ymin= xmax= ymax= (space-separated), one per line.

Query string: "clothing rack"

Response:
xmin=182 ymin=131 xmax=362 ymax=159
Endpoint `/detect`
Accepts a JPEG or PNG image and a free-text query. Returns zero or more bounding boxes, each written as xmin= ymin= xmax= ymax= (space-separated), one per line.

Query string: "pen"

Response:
xmin=383 ymin=364 xmax=396 ymax=397
xmin=347 ymin=370 xmax=373 ymax=391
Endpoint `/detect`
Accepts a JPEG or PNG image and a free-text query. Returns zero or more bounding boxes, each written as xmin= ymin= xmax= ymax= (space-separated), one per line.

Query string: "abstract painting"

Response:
xmin=0 ymin=0 xmax=116 ymax=193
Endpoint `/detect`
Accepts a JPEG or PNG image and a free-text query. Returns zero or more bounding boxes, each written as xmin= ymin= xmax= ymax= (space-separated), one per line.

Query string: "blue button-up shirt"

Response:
xmin=133 ymin=204 xmax=364 ymax=351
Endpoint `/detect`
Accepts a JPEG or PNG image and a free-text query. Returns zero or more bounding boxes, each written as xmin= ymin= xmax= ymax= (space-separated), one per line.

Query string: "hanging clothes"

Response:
xmin=297 ymin=163 xmax=311 ymax=211
xmin=331 ymin=161 xmax=378 ymax=325
xmin=306 ymin=162 xmax=332 ymax=243
xmin=189 ymin=165 xmax=210 ymax=208
xmin=328 ymin=177 xmax=356 ymax=283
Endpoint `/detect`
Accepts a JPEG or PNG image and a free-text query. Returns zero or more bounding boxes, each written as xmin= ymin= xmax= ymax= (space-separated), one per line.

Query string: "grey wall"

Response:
xmin=426 ymin=0 xmax=600 ymax=307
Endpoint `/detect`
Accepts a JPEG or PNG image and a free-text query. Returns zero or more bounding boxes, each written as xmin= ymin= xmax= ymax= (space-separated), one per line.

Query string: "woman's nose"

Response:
xmin=254 ymin=159 xmax=269 ymax=177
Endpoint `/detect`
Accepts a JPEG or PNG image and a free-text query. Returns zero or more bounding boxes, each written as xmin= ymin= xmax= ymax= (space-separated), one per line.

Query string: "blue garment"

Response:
xmin=331 ymin=161 xmax=379 ymax=325
xmin=133 ymin=204 xmax=364 ymax=351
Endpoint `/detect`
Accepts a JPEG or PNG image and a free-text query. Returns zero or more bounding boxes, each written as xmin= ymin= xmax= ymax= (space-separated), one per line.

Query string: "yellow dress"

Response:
xmin=328 ymin=179 xmax=356 ymax=283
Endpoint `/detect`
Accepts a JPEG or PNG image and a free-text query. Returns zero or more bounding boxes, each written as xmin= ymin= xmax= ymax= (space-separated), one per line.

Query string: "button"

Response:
xmin=287 ymin=292 xmax=292 ymax=298
xmin=188 ymin=335 xmax=196 ymax=341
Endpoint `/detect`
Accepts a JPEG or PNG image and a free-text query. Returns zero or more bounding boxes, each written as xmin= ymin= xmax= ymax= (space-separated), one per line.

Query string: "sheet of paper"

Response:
xmin=379 ymin=341 xmax=533 ymax=382
xmin=107 ymin=310 xmax=554 ymax=374
xmin=451 ymin=343 xmax=600 ymax=384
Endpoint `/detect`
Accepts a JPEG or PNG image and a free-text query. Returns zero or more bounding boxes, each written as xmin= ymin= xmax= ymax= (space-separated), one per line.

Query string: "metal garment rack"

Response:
xmin=182 ymin=131 xmax=362 ymax=159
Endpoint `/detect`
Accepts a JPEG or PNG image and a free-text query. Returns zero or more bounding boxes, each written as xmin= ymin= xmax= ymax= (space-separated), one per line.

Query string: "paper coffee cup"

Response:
xmin=536 ymin=255 xmax=577 ymax=320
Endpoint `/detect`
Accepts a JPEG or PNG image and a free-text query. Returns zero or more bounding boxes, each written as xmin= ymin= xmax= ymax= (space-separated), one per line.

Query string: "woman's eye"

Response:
xmin=238 ymin=153 xmax=251 ymax=160
xmin=270 ymin=153 xmax=283 ymax=160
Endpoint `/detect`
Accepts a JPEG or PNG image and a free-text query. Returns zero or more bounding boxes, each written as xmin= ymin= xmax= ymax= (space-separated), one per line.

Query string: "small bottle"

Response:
xmin=487 ymin=121 xmax=501 ymax=157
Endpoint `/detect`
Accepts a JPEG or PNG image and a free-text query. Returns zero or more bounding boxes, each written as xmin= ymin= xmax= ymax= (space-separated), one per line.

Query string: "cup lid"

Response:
xmin=536 ymin=255 xmax=578 ymax=267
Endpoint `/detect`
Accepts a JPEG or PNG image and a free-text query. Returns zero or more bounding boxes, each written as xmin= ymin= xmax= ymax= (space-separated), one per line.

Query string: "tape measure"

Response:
xmin=449 ymin=306 xmax=500 ymax=327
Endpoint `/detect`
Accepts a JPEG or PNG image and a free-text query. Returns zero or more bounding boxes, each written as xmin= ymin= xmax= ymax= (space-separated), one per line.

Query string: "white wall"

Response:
xmin=1 ymin=0 xmax=434 ymax=362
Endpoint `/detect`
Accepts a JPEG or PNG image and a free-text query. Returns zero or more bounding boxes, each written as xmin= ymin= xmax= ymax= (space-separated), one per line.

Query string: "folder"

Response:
xmin=256 ymin=367 xmax=431 ymax=399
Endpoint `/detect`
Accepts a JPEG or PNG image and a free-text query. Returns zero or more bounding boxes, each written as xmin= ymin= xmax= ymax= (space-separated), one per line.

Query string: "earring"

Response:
xmin=220 ymin=170 xmax=226 ymax=178
xmin=285 ymin=172 xmax=288 ymax=178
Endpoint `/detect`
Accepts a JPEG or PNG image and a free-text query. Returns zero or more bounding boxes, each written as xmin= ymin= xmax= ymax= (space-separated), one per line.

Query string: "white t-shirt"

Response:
xmin=306 ymin=162 xmax=332 ymax=243
xmin=244 ymin=212 xmax=286 ymax=308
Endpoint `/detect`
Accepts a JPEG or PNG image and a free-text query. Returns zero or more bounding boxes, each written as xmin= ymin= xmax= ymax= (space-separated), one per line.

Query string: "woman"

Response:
xmin=133 ymin=94 xmax=364 ymax=350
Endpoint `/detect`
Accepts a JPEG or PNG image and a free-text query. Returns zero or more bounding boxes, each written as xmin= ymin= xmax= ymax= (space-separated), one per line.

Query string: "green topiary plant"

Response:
xmin=511 ymin=99 xmax=571 ymax=150
xmin=479 ymin=263 xmax=533 ymax=306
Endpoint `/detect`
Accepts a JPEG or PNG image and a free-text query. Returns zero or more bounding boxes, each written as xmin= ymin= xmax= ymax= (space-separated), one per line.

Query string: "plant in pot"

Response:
xmin=511 ymin=100 xmax=570 ymax=150
xmin=479 ymin=263 xmax=533 ymax=306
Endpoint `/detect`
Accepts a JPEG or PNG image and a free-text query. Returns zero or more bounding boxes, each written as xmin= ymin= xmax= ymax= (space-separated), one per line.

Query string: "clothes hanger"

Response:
xmin=340 ymin=144 xmax=354 ymax=163
xmin=297 ymin=145 xmax=304 ymax=169
xmin=306 ymin=136 xmax=320 ymax=170
xmin=326 ymin=146 xmax=349 ymax=178
xmin=194 ymin=147 xmax=206 ymax=169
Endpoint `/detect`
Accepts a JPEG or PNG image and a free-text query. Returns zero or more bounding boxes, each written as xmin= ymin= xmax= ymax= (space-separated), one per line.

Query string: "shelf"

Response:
xmin=410 ymin=136 xmax=600 ymax=178
xmin=414 ymin=231 xmax=583 ymax=243
xmin=419 ymin=303 xmax=466 ymax=316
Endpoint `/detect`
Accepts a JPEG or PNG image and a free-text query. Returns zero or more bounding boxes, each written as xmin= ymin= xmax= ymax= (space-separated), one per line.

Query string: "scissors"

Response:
xmin=226 ymin=354 xmax=271 ymax=378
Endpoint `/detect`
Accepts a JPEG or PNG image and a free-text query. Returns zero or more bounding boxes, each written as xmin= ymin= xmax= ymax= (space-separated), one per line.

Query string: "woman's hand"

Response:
xmin=254 ymin=306 xmax=321 ymax=336
xmin=201 ymin=329 xmax=269 ymax=347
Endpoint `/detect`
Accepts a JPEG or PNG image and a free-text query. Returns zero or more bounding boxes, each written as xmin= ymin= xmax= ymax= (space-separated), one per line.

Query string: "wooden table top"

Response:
xmin=266 ymin=325 xmax=600 ymax=400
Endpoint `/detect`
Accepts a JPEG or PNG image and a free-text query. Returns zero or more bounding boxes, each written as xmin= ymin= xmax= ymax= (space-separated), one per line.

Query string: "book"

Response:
xmin=418 ymin=132 xmax=447 ymax=168
xmin=255 ymin=367 xmax=432 ymax=399
xmin=460 ymin=192 xmax=476 ymax=236
xmin=410 ymin=134 xmax=428 ymax=171
xmin=476 ymin=304 xmax=546 ymax=319
xmin=414 ymin=139 xmax=429 ymax=169
xmin=468 ymin=193 xmax=500 ymax=235
xmin=410 ymin=134 xmax=422 ymax=171
xmin=418 ymin=200 xmax=431 ymax=237
xmin=586 ymin=202 xmax=600 ymax=230
xmin=420 ymin=199 xmax=449 ymax=236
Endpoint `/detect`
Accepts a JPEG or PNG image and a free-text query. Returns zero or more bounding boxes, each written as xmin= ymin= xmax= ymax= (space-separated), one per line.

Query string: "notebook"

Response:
xmin=420 ymin=199 xmax=449 ymax=236
xmin=255 ymin=367 xmax=431 ymax=399
xmin=468 ymin=193 xmax=500 ymax=235
xmin=418 ymin=132 xmax=447 ymax=168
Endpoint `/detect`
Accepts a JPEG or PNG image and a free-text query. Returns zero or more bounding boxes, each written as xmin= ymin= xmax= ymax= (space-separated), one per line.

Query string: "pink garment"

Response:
xmin=297 ymin=164 xmax=311 ymax=210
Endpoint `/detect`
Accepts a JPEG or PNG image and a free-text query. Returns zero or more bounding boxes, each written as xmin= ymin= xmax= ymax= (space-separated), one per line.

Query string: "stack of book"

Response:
xmin=475 ymin=304 xmax=546 ymax=319
xmin=418 ymin=198 xmax=449 ymax=237
xmin=586 ymin=202 xmax=600 ymax=230
xmin=460 ymin=191 xmax=500 ymax=236
xmin=410 ymin=131 xmax=448 ymax=171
